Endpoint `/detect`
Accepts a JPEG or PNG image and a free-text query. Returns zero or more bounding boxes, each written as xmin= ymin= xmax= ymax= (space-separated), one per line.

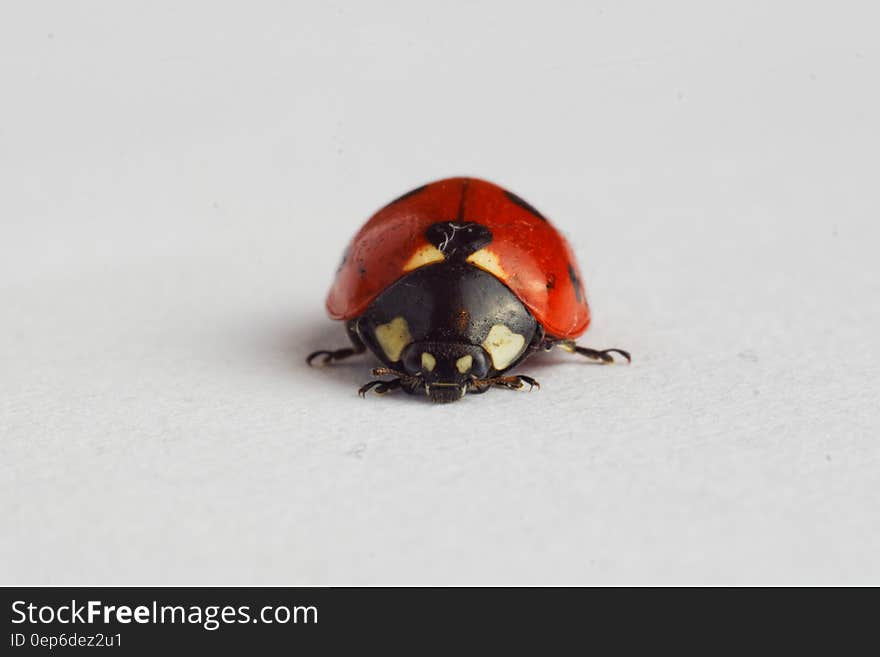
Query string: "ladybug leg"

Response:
xmin=551 ymin=340 xmax=631 ymax=364
xmin=358 ymin=378 xmax=402 ymax=397
xmin=306 ymin=345 xmax=365 ymax=366
xmin=369 ymin=367 xmax=404 ymax=378
xmin=469 ymin=374 xmax=540 ymax=393
xmin=358 ymin=367 xmax=421 ymax=398
xmin=467 ymin=380 xmax=492 ymax=395
xmin=497 ymin=374 xmax=540 ymax=391
xmin=306 ymin=320 xmax=366 ymax=366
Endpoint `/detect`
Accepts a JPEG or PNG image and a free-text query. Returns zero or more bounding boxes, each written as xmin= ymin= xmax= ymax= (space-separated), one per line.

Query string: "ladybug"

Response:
xmin=307 ymin=177 xmax=630 ymax=403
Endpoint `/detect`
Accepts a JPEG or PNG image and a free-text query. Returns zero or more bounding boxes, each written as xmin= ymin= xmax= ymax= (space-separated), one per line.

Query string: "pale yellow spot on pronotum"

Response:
xmin=466 ymin=248 xmax=505 ymax=279
xmin=456 ymin=354 xmax=473 ymax=374
xmin=374 ymin=316 xmax=413 ymax=362
xmin=482 ymin=324 xmax=526 ymax=370
xmin=403 ymin=244 xmax=445 ymax=272
xmin=421 ymin=352 xmax=437 ymax=372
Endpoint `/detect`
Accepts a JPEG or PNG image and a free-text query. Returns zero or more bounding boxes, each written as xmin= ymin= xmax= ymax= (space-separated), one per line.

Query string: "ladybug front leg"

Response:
xmin=547 ymin=339 xmax=631 ymax=364
xmin=358 ymin=378 xmax=402 ymax=397
xmin=469 ymin=374 xmax=541 ymax=394
xmin=358 ymin=367 xmax=423 ymax=398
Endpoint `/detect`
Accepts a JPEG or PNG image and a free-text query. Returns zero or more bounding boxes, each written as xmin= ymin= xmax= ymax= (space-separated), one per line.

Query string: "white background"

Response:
xmin=2 ymin=1 xmax=878 ymax=585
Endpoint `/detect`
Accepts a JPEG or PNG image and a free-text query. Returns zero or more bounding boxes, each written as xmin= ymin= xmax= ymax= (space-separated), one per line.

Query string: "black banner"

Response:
xmin=1 ymin=587 xmax=872 ymax=653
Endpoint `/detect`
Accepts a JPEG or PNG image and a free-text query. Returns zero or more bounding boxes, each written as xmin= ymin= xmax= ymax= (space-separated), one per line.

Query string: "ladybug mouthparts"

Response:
xmin=424 ymin=382 xmax=468 ymax=404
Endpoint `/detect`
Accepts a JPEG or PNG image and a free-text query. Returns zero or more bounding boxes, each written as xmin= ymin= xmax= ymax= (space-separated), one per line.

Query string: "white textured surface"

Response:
xmin=2 ymin=1 xmax=879 ymax=585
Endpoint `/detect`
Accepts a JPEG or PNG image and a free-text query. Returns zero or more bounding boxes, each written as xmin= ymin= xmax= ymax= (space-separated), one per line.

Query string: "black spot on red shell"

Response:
xmin=385 ymin=184 xmax=428 ymax=208
xmin=568 ymin=263 xmax=584 ymax=303
xmin=504 ymin=190 xmax=547 ymax=221
xmin=336 ymin=248 xmax=349 ymax=274
xmin=546 ymin=273 xmax=556 ymax=290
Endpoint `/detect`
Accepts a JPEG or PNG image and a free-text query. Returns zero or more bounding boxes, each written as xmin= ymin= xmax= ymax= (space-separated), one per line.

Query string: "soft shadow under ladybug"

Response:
xmin=308 ymin=177 xmax=630 ymax=403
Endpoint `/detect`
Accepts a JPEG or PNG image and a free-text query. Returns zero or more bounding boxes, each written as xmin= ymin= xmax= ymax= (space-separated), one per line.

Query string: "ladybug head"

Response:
xmin=400 ymin=341 xmax=491 ymax=403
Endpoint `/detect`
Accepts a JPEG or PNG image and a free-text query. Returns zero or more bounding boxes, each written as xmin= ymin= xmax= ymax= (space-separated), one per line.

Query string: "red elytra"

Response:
xmin=326 ymin=177 xmax=591 ymax=339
